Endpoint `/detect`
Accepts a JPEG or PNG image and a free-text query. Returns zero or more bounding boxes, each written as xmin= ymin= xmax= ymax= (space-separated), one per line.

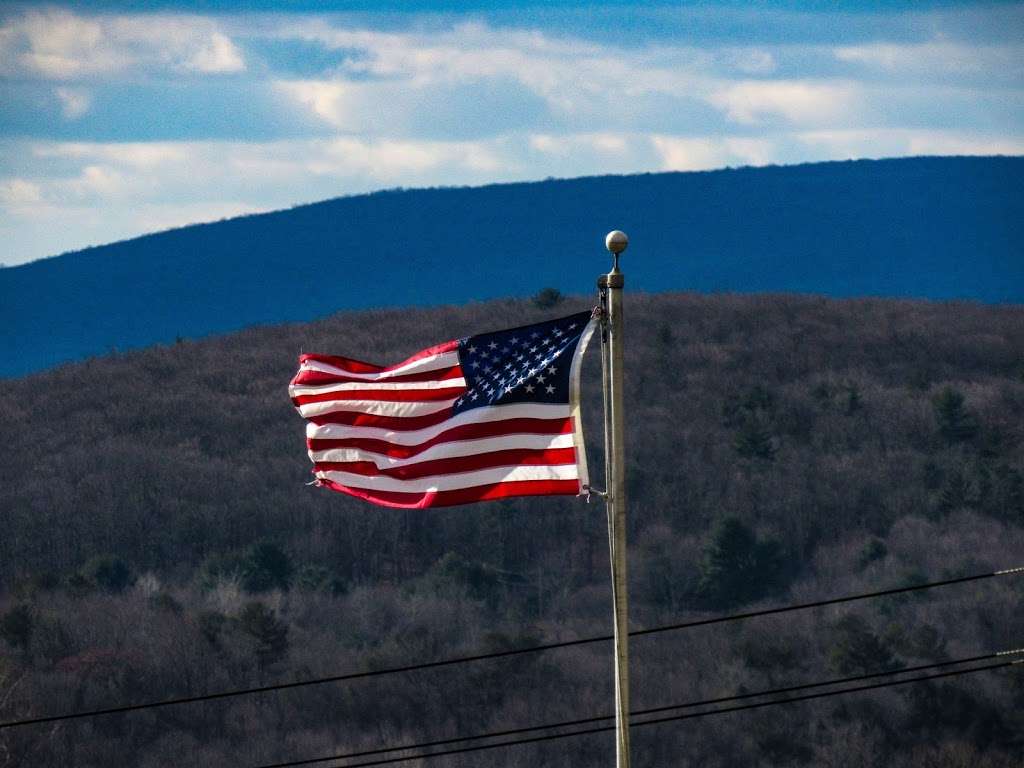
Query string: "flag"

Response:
xmin=289 ymin=310 xmax=598 ymax=508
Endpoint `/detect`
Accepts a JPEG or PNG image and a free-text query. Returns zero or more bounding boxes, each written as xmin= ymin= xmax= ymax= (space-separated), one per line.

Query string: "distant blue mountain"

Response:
xmin=1 ymin=156 xmax=1021 ymax=378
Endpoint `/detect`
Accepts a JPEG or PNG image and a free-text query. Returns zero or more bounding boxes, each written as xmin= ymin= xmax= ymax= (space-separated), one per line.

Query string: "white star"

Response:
xmin=488 ymin=341 xmax=498 ymax=350
xmin=554 ymin=329 xmax=563 ymax=337
xmin=547 ymin=366 xmax=557 ymax=374
xmin=528 ymin=368 xmax=537 ymax=376
xmin=517 ymin=376 xmax=525 ymax=384
xmin=467 ymin=345 xmax=477 ymax=354
xmin=471 ymin=391 xmax=479 ymax=400
xmin=504 ymin=385 xmax=513 ymax=394
xmin=470 ymin=361 xmax=480 ymax=369
xmin=568 ymin=323 xmax=577 ymax=330
xmin=525 ymin=384 xmax=535 ymax=393
xmin=509 ymin=337 xmax=519 ymax=345
xmin=531 ymin=331 xmax=540 ymax=338
xmin=537 ymin=374 xmax=547 ymax=384
xmin=529 ymin=346 xmax=538 ymax=353
xmin=545 ymin=385 xmax=555 ymax=394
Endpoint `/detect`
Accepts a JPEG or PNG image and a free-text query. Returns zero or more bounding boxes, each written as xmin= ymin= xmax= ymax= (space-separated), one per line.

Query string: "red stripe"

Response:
xmin=306 ymin=408 xmax=457 ymax=430
xmin=291 ymin=365 xmax=463 ymax=387
xmin=316 ymin=478 xmax=582 ymax=509
xmin=307 ymin=417 xmax=574 ymax=458
xmin=292 ymin=385 xmax=466 ymax=406
xmin=313 ymin=448 xmax=577 ymax=480
xmin=298 ymin=340 xmax=458 ymax=375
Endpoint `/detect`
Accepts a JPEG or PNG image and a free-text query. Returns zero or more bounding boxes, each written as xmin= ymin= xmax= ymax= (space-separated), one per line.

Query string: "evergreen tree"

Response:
xmin=697 ymin=518 xmax=787 ymax=609
xmin=241 ymin=541 xmax=293 ymax=593
xmin=238 ymin=602 xmax=289 ymax=669
xmin=938 ymin=469 xmax=969 ymax=514
xmin=0 ymin=604 xmax=33 ymax=652
xmin=828 ymin=614 xmax=901 ymax=675
xmin=734 ymin=416 xmax=776 ymax=461
xmin=81 ymin=555 xmax=133 ymax=593
xmin=932 ymin=386 xmax=978 ymax=443
xmin=532 ymin=287 xmax=563 ymax=309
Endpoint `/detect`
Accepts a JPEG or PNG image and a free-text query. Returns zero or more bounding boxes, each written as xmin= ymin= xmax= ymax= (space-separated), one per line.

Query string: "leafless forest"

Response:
xmin=1 ymin=291 xmax=1023 ymax=767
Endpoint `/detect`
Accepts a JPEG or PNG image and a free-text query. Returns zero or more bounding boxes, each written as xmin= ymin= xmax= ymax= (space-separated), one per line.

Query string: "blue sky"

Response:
xmin=1 ymin=1 xmax=1022 ymax=266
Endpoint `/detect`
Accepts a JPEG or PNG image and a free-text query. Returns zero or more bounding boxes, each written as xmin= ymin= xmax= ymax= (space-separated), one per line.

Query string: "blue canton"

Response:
xmin=453 ymin=311 xmax=593 ymax=415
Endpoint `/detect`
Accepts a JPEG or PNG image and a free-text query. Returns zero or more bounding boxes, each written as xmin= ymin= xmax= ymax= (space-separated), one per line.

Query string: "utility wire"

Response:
xmin=246 ymin=649 xmax=1024 ymax=768
xmin=2 ymin=565 xmax=1020 ymax=731
xmin=254 ymin=658 xmax=1023 ymax=768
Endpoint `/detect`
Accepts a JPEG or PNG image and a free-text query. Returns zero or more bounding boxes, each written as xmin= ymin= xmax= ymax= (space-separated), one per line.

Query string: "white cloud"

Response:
xmin=907 ymin=133 xmax=1024 ymax=157
xmin=797 ymin=129 xmax=1024 ymax=159
xmin=722 ymin=48 xmax=777 ymax=76
xmin=0 ymin=8 xmax=245 ymax=79
xmin=54 ymin=86 xmax=91 ymax=119
xmin=0 ymin=178 xmax=43 ymax=206
xmin=834 ymin=41 xmax=1024 ymax=77
xmin=529 ymin=133 xmax=629 ymax=156
xmin=650 ymin=135 xmax=775 ymax=171
xmin=709 ymin=80 xmax=860 ymax=126
xmin=186 ymin=31 xmax=244 ymax=73
xmin=273 ymin=80 xmax=356 ymax=130
xmin=271 ymin=20 xmax=709 ymax=121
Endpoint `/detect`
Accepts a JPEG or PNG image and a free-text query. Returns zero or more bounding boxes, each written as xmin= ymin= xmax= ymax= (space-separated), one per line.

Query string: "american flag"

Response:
xmin=289 ymin=311 xmax=598 ymax=508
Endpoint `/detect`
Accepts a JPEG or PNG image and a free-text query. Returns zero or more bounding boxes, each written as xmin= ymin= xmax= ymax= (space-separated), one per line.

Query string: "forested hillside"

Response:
xmin=2 ymin=155 xmax=1023 ymax=377
xmin=1 ymin=291 xmax=1023 ymax=767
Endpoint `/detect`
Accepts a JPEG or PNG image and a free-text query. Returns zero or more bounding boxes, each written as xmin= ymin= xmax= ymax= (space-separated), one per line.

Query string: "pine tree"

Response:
xmin=932 ymin=386 xmax=978 ymax=443
xmin=697 ymin=518 xmax=786 ymax=609
xmin=241 ymin=541 xmax=293 ymax=593
xmin=828 ymin=614 xmax=901 ymax=675
xmin=238 ymin=602 xmax=289 ymax=669
xmin=734 ymin=416 xmax=776 ymax=460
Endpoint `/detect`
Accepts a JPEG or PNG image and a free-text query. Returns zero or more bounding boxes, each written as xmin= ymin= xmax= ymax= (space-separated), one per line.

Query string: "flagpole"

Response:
xmin=599 ymin=230 xmax=630 ymax=768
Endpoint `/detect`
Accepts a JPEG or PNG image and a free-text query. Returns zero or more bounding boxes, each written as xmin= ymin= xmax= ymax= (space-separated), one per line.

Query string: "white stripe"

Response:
xmin=297 ymin=397 xmax=459 ymax=419
xmin=569 ymin=316 xmax=597 ymax=491
xmin=290 ymin=377 xmax=466 ymax=397
xmin=316 ymin=463 xmax=579 ymax=493
xmin=310 ymin=432 xmax=576 ymax=467
xmin=306 ymin=402 xmax=572 ymax=443
xmin=299 ymin=351 xmax=459 ymax=381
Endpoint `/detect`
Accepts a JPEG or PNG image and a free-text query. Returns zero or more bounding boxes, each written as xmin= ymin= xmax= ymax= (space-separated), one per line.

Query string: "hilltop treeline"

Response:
xmin=1 ymin=292 xmax=1023 ymax=767
xmin=4 ymin=155 xmax=1023 ymax=377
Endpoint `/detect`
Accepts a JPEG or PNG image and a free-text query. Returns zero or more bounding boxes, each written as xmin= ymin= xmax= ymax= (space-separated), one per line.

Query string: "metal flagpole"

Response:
xmin=598 ymin=229 xmax=630 ymax=768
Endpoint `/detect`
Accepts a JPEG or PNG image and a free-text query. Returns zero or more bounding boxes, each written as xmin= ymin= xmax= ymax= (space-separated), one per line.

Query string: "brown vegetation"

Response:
xmin=1 ymin=291 xmax=1023 ymax=766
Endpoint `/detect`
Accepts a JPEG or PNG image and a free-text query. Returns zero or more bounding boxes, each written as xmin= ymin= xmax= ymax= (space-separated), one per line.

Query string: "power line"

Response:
xmin=2 ymin=565 xmax=1020 ymax=731
xmin=251 ymin=649 xmax=1023 ymax=767
xmin=254 ymin=658 xmax=1022 ymax=768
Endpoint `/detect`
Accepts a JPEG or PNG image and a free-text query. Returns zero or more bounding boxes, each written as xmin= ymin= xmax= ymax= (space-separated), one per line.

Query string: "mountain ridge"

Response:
xmin=2 ymin=155 xmax=1021 ymax=378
